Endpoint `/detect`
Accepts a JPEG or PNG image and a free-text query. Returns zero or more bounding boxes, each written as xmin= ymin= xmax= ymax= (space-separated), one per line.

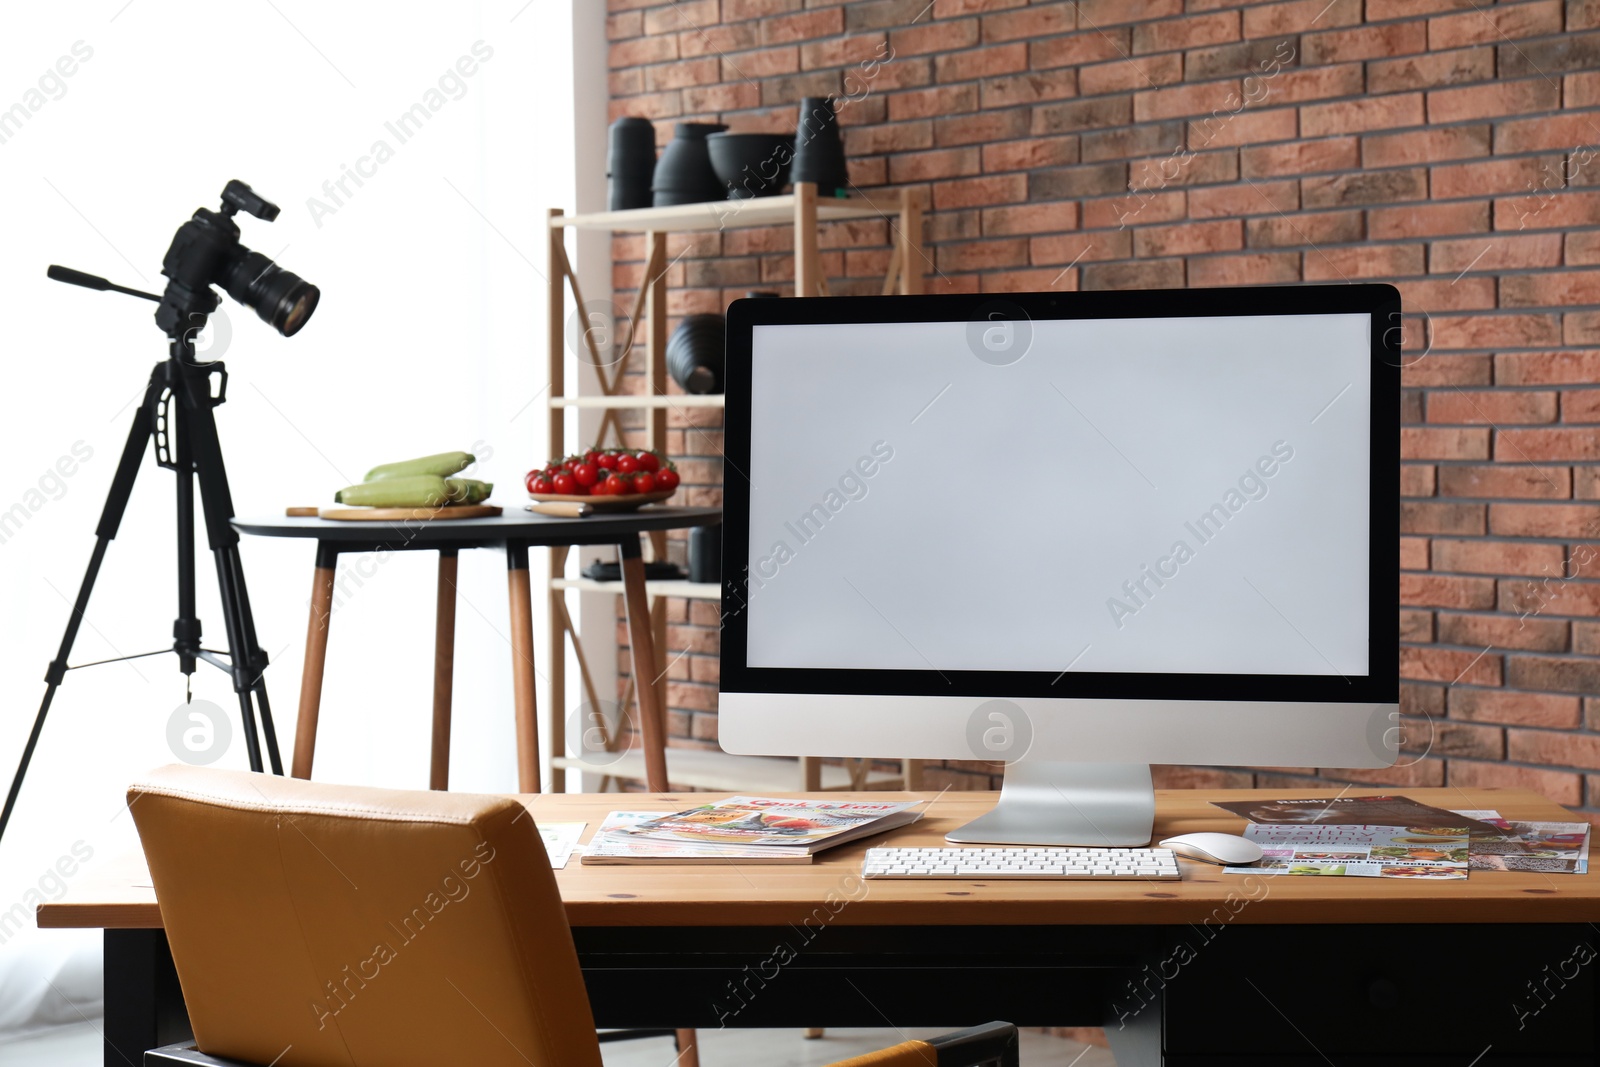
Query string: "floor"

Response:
xmin=0 ymin=1022 xmax=1117 ymax=1066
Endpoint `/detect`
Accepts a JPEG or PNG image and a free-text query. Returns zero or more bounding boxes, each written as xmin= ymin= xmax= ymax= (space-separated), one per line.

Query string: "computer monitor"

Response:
xmin=718 ymin=284 xmax=1400 ymax=846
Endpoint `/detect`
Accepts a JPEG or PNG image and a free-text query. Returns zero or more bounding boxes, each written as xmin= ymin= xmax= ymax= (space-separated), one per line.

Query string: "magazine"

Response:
xmin=538 ymin=821 xmax=584 ymax=870
xmin=1453 ymin=809 xmax=1591 ymax=875
xmin=1219 ymin=823 xmax=1469 ymax=879
xmin=1211 ymin=794 xmax=1499 ymax=835
xmin=581 ymin=796 xmax=922 ymax=865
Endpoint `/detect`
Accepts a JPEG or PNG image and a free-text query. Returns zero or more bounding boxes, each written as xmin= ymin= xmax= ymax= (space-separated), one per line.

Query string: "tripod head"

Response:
xmin=48 ymin=179 xmax=320 ymax=346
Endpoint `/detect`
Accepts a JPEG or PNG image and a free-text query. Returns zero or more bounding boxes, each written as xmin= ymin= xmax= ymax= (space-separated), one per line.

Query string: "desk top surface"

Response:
xmin=233 ymin=506 xmax=722 ymax=544
xmin=38 ymin=788 xmax=1600 ymax=930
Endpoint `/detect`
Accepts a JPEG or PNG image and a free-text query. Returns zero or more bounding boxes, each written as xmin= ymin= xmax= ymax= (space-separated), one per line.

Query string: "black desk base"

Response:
xmin=105 ymin=924 xmax=1597 ymax=1066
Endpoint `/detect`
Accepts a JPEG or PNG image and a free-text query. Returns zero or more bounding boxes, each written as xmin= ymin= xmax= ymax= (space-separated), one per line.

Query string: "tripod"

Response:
xmin=0 ymin=331 xmax=284 ymax=844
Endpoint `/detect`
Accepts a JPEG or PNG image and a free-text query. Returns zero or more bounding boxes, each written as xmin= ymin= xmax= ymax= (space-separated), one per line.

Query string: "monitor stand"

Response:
xmin=944 ymin=762 xmax=1155 ymax=847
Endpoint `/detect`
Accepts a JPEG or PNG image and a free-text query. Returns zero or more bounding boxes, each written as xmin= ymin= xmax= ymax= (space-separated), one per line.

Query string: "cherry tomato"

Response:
xmin=552 ymin=472 xmax=576 ymax=495
xmin=633 ymin=471 xmax=656 ymax=494
xmin=635 ymin=451 xmax=660 ymax=473
xmin=597 ymin=452 xmax=619 ymax=470
xmin=569 ymin=482 xmax=589 ymax=496
xmin=616 ymin=454 xmax=638 ymax=475
xmin=604 ymin=472 xmax=630 ymax=495
xmin=529 ymin=475 xmax=554 ymax=495
xmin=655 ymin=468 xmax=680 ymax=492
xmin=583 ymin=450 xmax=602 ymax=467
xmin=525 ymin=471 xmax=539 ymax=492
xmin=573 ymin=462 xmax=598 ymax=487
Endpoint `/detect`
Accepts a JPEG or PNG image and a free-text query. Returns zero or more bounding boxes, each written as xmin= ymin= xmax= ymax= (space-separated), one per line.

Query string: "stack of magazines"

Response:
xmin=581 ymin=795 xmax=922 ymax=865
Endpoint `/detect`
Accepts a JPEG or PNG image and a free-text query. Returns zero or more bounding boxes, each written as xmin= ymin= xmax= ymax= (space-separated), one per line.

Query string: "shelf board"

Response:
xmin=553 ymin=577 xmax=722 ymax=600
xmin=552 ymin=748 xmax=909 ymax=792
xmin=551 ymin=394 xmax=724 ymax=410
xmin=553 ymin=191 xmax=896 ymax=233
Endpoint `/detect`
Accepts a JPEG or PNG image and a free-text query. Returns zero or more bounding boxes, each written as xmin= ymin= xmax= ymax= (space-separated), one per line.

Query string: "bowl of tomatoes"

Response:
xmin=525 ymin=448 xmax=681 ymax=512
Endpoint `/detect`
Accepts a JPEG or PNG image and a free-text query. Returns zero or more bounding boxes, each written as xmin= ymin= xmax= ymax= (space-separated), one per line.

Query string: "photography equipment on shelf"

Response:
xmin=0 ymin=181 xmax=318 ymax=846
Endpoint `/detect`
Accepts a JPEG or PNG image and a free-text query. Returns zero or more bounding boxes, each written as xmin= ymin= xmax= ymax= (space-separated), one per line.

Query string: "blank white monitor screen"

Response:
xmin=744 ymin=313 xmax=1372 ymax=678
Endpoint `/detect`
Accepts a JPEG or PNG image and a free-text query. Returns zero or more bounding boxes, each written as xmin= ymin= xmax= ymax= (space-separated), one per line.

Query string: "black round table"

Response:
xmin=233 ymin=507 xmax=721 ymax=793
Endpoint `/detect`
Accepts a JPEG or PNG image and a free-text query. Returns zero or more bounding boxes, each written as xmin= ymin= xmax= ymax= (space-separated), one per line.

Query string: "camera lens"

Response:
xmin=225 ymin=251 xmax=320 ymax=337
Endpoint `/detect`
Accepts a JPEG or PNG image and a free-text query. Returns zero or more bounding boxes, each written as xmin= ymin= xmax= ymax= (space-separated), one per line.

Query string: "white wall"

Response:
xmin=0 ymin=1 xmax=600 ymax=1027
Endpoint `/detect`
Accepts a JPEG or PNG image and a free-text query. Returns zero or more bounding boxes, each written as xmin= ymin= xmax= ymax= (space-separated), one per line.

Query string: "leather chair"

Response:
xmin=128 ymin=765 xmax=1018 ymax=1067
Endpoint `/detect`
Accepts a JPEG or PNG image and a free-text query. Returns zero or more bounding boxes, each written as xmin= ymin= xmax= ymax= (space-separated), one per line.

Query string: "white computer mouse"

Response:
xmin=1158 ymin=832 xmax=1264 ymax=866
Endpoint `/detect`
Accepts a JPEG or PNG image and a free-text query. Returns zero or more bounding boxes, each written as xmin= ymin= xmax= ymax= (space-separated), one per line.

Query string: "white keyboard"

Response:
xmin=862 ymin=845 xmax=1182 ymax=880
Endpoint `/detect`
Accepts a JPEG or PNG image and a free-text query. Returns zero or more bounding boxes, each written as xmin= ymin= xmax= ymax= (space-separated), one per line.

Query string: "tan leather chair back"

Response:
xmin=128 ymin=765 xmax=603 ymax=1067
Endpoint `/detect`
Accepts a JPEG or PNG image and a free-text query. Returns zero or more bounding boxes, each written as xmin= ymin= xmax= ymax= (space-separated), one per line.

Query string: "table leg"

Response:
xmin=292 ymin=544 xmax=337 ymax=780
xmin=431 ymin=549 xmax=458 ymax=791
xmin=619 ymin=535 xmax=669 ymax=791
xmin=507 ymin=542 xmax=541 ymax=793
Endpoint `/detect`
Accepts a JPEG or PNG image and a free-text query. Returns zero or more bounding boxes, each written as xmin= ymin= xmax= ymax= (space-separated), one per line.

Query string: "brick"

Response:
xmin=1077 ymin=54 xmax=1184 ymax=96
xmin=935 ymin=44 xmax=1027 ymax=83
xmin=1432 ymin=538 xmax=1568 ymax=576
xmin=1032 ymin=230 xmax=1134 ymax=264
xmin=608 ymin=11 xmax=642 ymax=39
xmin=1567 ymin=313 xmax=1600 ymax=347
xmin=982 ymin=2 xmax=1077 ymax=42
xmin=1361 ymin=125 xmax=1489 ymax=169
xmin=1578 ymin=622 xmax=1600 ymax=653
xmin=1087 ymin=190 xmax=1186 ymax=229
xmin=982 ymin=135 xmax=1080 ymax=171
xmin=1240 ymin=136 xmax=1358 ymax=178
xmin=1497 ymin=428 xmax=1600 ymax=462
xmin=1502 ymin=269 xmax=1600 ymax=309
xmin=1368 ymin=201 xmax=1488 ymax=241
xmin=1508 ymin=728 xmax=1600 ymax=770
xmin=1498 ymin=30 xmax=1600 ymax=78
xmin=1401 ymin=464 xmax=1436 ymax=496
xmin=1243 ymin=0 xmax=1362 ymax=37
xmin=844 ymin=121 xmax=933 ymax=156
xmin=1563 ymin=390 xmax=1600 ymax=423
xmin=610 ymin=35 xmax=678 ymax=67
xmin=1401 ymin=609 xmax=1434 ymax=642
xmin=1133 ymin=80 xmax=1242 ymax=123
xmin=1265 ymin=64 xmax=1365 ymax=105
xmin=799 ymin=34 xmax=886 ymax=72
xmin=1246 ymin=209 xmax=1364 ymax=247
xmin=1490 ymin=503 xmax=1600 ymax=537
xmin=1074 ymin=0 xmax=1184 ymax=25
xmin=1302 ymin=94 xmax=1424 ymax=138
xmin=723 ymin=0 xmax=800 ymax=18
xmin=1033 ymin=96 xmax=1134 ymax=134
xmin=1188 ymin=107 xmax=1298 ymax=150
xmin=1184 ymin=39 xmax=1300 ymax=81
xmin=1429 ymin=314 xmax=1561 ymax=351
xmin=1187 ymin=251 xmax=1301 ymax=286
xmin=1402 ymin=427 xmax=1491 ymax=460
xmin=1302 ymin=243 xmax=1424 ymax=281
xmin=1368 ymin=47 xmax=1495 ymax=95
xmin=1496 ymin=190 xmax=1600 ymax=233
xmin=1082 ymin=122 xmax=1184 ymax=163
xmin=1429 ymin=1 xmax=1563 ymax=51
xmin=1449 ymin=760 xmax=1581 ymax=806
xmin=1133 ymin=219 xmax=1242 ymax=258
xmin=1401 ymin=573 xmax=1497 ymax=610
xmin=1030 ymin=30 xmax=1133 ymax=72
xmin=1131 ymin=11 xmax=1239 ymax=55
xmin=889 ymin=84 xmax=978 ymax=121
xmin=1450 ymin=688 xmax=1581 ymax=728
xmin=1438 ymin=612 xmax=1568 ymax=651
xmin=982 ymin=70 xmax=1079 ymax=109
xmin=1400 ymin=645 xmax=1502 ymax=684
xmin=1189 ymin=180 xmax=1298 ymax=219
xmin=644 ymin=0 xmax=717 ymax=35
xmin=1497 ymin=351 xmax=1600 ymax=385
xmin=1081 ymin=258 xmax=1186 ymax=290
xmin=934 ymin=110 xmax=1029 ymax=148
xmin=889 ymin=19 xmax=978 ymax=57
xmin=1501 ymin=576 xmax=1600 ymax=618
xmin=643 ymin=56 xmax=719 ymax=91
xmin=1443 ymin=459 xmax=1572 ymax=498
xmin=1433 ymin=156 xmax=1565 ymax=199
xmin=1496 ymin=112 xmax=1600 ymax=155
xmin=933 ymin=174 xmax=1026 ymax=210
xmin=1417 ymin=720 xmax=1507 ymax=760
xmin=1427 ymin=79 xmax=1562 ymax=126
xmin=1303 ymin=21 xmax=1426 ymax=65
xmin=1302 ymin=168 xmax=1428 ymax=209
xmin=1395 ymin=277 xmax=1497 ymax=313
xmin=678 ymin=23 xmax=761 ymax=57
xmin=1029 ymin=162 xmax=1128 ymax=200
xmin=1579 ymin=468 xmax=1600 ymax=499
xmin=887 ymin=147 xmax=980 ymax=183
xmin=936 ymin=238 xmax=1029 ymax=272
xmin=1429 ymin=391 xmax=1559 ymax=425
xmin=1402 ymin=682 xmax=1446 ymax=717
xmin=1401 ymin=536 xmax=1431 ymax=569
xmin=760 ymin=8 xmax=842 ymax=45
xmin=981 ymin=202 xmax=1078 ymax=237
xmin=1568 ymin=70 xmax=1600 ymax=108
xmin=760 ymin=71 xmax=841 ymax=107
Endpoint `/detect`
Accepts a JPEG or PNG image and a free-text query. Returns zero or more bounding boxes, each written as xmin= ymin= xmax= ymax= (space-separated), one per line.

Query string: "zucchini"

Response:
xmin=335 ymin=475 xmax=450 ymax=507
xmin=364 ymin=451 xmax=475 ymax=482
xmin=445 ymin=478 xmax=494 ymax=504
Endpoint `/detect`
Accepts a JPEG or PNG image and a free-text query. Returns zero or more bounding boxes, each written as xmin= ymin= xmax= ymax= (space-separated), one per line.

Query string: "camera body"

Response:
xmin=156 ymin=181 xmax=318 ymax=342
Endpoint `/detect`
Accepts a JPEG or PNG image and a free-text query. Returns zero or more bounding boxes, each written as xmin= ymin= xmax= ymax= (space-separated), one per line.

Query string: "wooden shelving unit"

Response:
xmin=545 ymin=182 xmax=926 ymax=794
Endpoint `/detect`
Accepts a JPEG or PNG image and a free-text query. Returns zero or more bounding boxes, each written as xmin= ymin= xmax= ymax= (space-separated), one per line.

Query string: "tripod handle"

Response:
xmin=48 ymin=265 xmax=161 ymax=303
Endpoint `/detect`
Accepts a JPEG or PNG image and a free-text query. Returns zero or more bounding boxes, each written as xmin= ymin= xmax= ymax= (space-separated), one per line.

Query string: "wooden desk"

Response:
xmin=43 ymin=789 xmax=1600 ymax=1067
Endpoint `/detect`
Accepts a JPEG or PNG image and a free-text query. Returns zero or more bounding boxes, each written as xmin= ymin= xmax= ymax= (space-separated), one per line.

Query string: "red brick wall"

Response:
xmin=606 ymin=0 xmax=1600 ymax=824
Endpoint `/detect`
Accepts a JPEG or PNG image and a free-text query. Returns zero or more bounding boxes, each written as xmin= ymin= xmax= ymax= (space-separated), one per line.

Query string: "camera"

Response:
xmin=155 ymin=180 xmax=319 ymax=340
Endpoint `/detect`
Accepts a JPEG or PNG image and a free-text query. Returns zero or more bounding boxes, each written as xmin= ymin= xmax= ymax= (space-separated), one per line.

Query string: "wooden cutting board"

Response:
xmin=286 ymin=505 xmax=503 ymax=521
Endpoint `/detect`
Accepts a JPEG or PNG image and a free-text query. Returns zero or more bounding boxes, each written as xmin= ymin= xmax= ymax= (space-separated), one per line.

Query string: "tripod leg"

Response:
xmin=1 ymin=374 xmax=160 ymax=843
